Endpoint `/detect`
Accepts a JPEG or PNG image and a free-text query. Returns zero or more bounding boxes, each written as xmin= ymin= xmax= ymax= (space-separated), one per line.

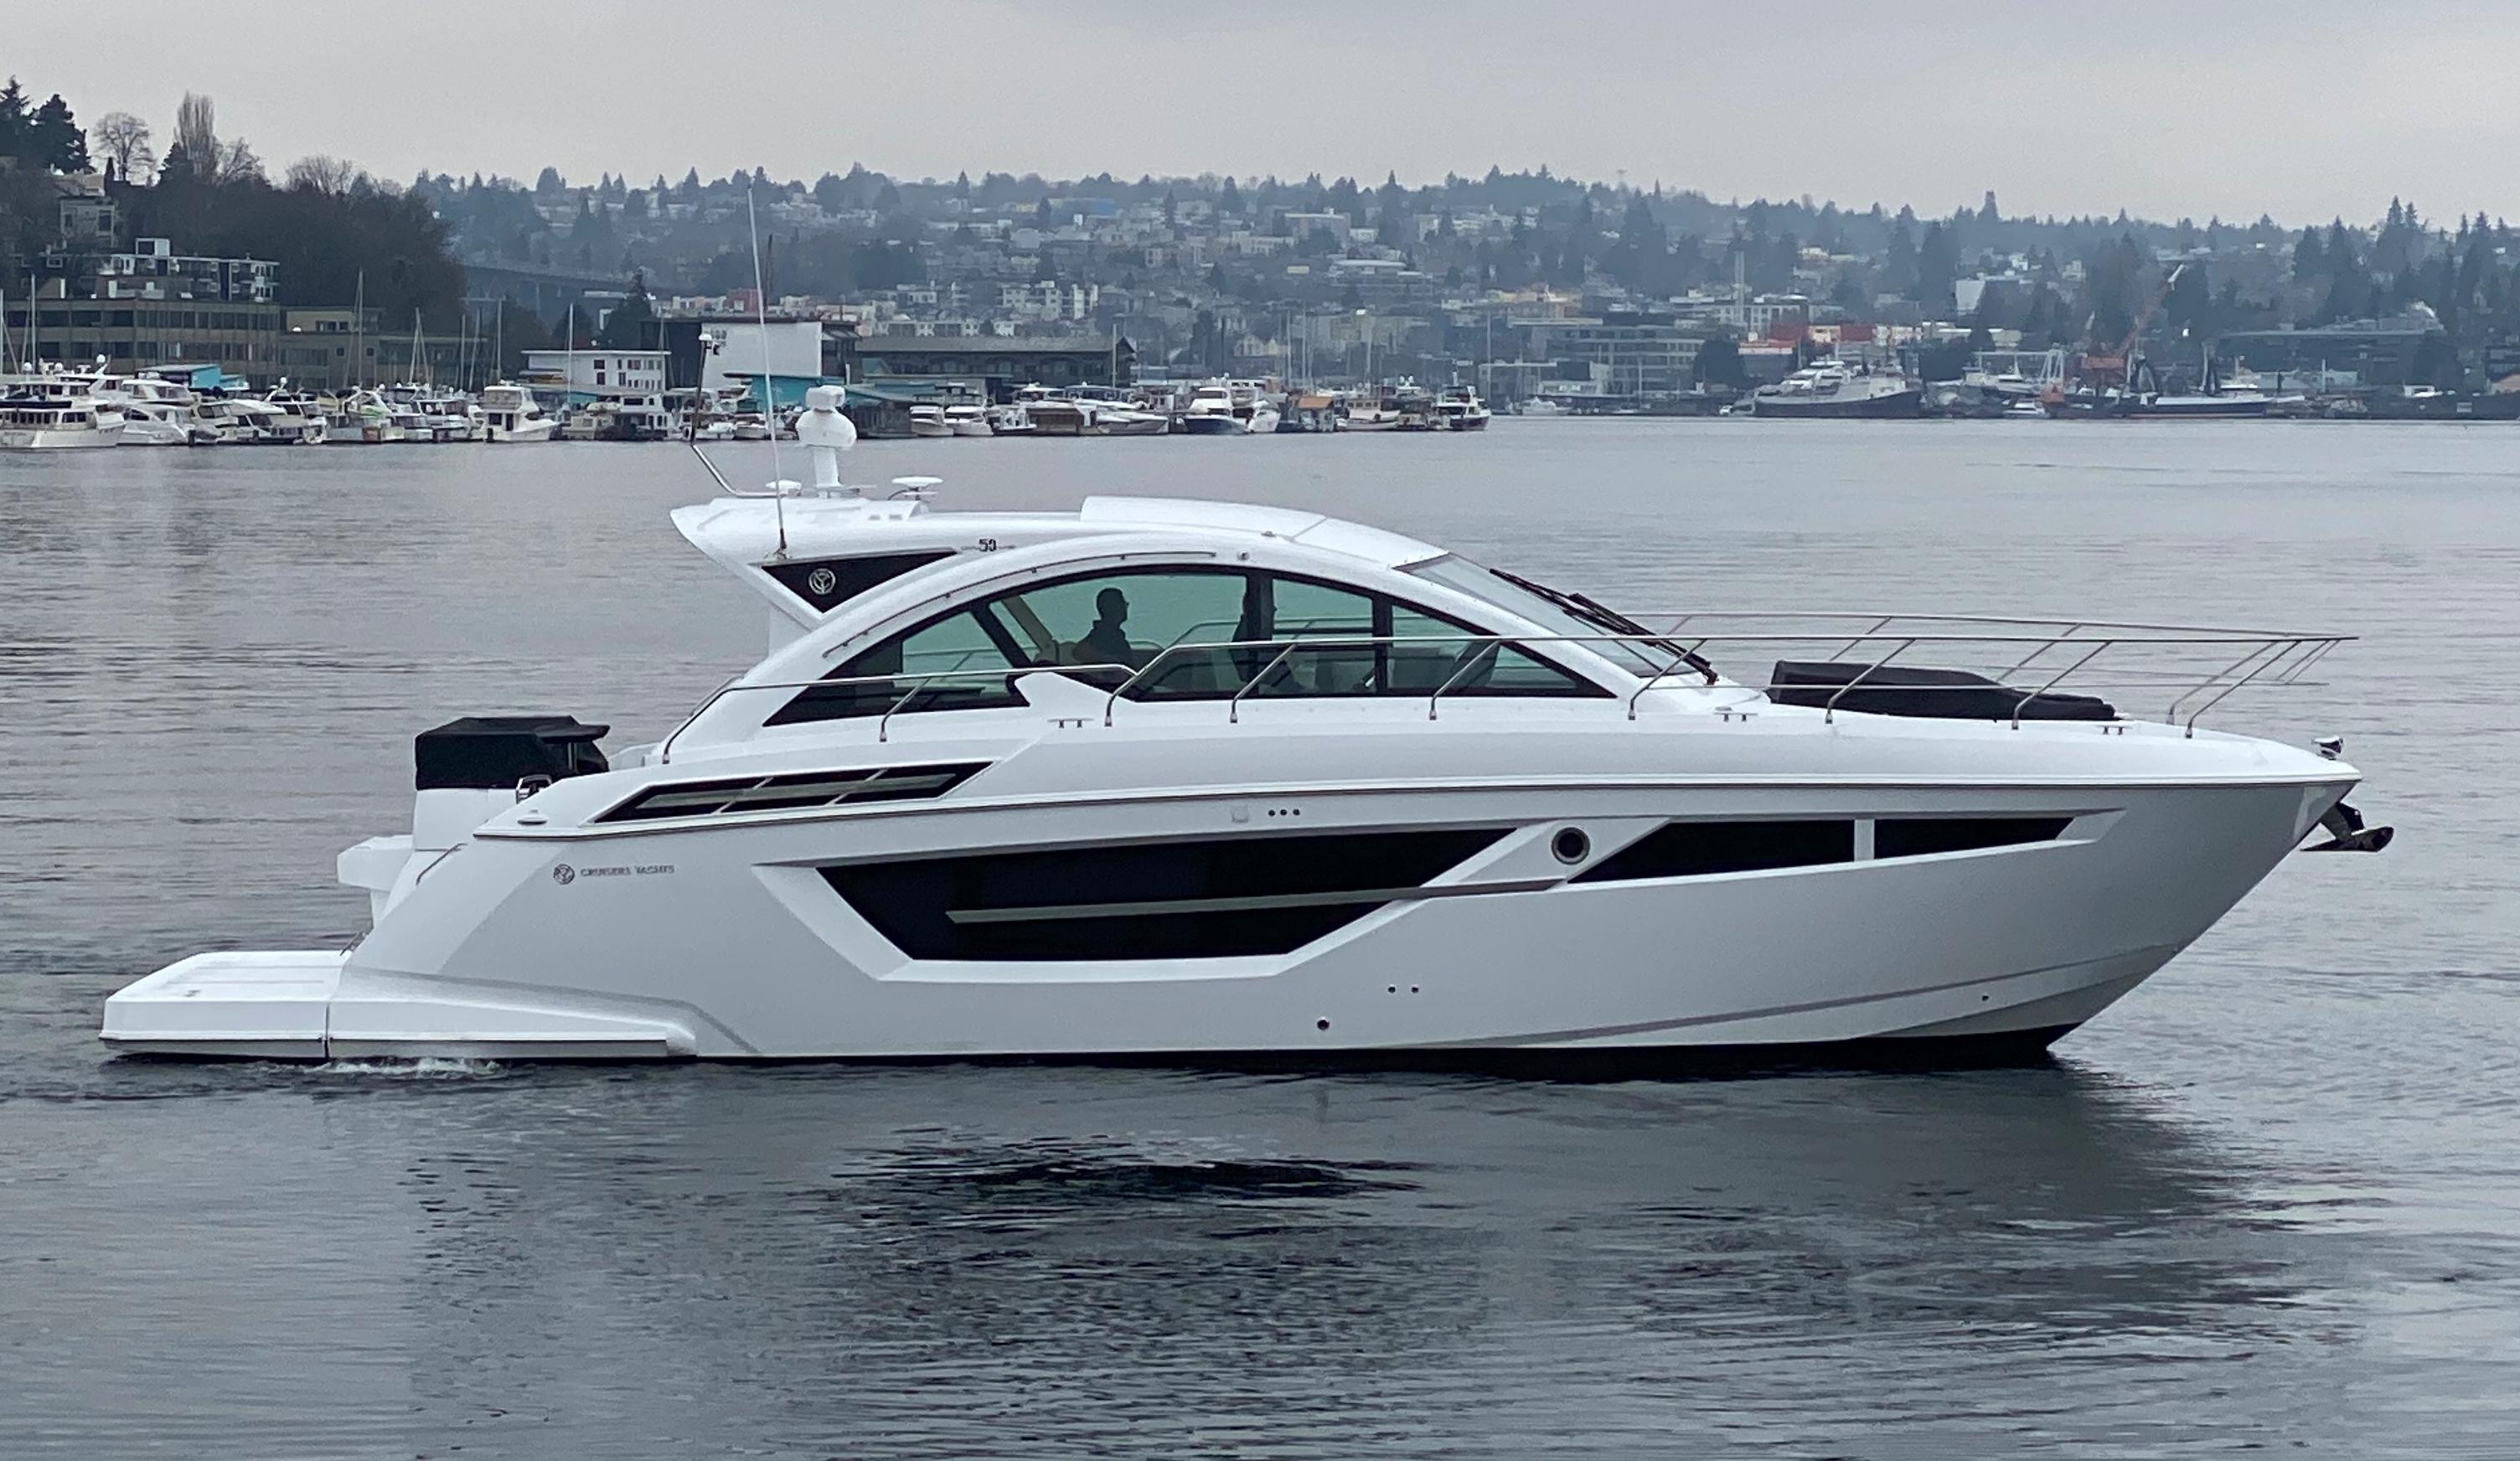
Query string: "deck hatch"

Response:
xmin=595 ymin=761 xmax=989 ymax=823
xmin=823 ymin=827 xmax=1507 ymax=961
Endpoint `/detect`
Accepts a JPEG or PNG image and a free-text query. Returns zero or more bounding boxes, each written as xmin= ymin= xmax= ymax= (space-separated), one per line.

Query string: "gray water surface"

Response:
xmin=3 ymin=422 xmax=2514 ymax=1457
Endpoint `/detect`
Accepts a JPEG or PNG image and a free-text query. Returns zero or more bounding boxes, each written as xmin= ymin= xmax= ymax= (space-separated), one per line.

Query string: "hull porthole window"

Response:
xmin=1552 ymin=827 xmax=1592 ymax=865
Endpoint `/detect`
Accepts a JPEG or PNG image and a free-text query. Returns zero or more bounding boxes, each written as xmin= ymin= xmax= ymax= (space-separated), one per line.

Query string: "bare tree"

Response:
xmin=215 ymin=137 xmax=263 ymax=184
xmin=285 ymin=154 xmax=362 ymax=194
xmin=173 ymin=92 xmax=216 ymax=170
xmin=89 ymin=111 xmax=153 ymax=179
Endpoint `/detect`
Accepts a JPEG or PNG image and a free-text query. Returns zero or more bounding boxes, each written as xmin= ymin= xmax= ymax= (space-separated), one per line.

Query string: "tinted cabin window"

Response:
xmin=987 ymin=570 xmax=1260 ymax=694
xmin=824 ymin=828 xmax=1505 ymax=960
xmin=1251 ymin=577 xmax=1379 ymax=697
xmin=1386 ymin=604 xmax=1597 ymax=698
xmin=1572 ymin=820 xmax=1856 ymax=883
xmin=1875 ymin=818 xmax=2070 ymax=859
xmin=767 ymin=607 xmax=1028 ymax=724
xmin=768 ymin=567 xmax=1607 ymax=725
xmin=762 ymin=550 xmax=954 ymax=615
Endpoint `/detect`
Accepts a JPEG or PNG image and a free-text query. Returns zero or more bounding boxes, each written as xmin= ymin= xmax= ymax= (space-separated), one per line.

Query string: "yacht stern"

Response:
xmin=101 ymin=951 xmax=698 ymax=1061
xmin=101 ymin=951 xmax=343 ymax=1059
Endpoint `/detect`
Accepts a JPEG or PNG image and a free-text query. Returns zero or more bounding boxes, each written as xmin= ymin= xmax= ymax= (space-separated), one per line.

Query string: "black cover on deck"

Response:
xmin=415 ymin=715 xmax=612 ymax=790
xmin=1768 ymin=661 xmax=2116 ymax=721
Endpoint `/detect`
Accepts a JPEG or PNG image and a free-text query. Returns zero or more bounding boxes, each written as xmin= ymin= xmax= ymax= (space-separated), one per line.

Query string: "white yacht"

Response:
xmin=1070 ymin=385 xmax=1170 ymax=436
xmin=1436 ymin=387 xmax=1492 ymax=431
xmin=117 ymin=378 xmax=218 ymax=446
xmin=116 ymin=400 xmax=201 ymax=446
xmin=907 ymin=405 xmax=954 ymax=439
xmin=0 ymin=395 xmax=125 ymax=448
xmin=1180 ymin=381 xmax=1242 ymax=436
xmin=258 ymin=389 xmax=330 ymax=444
xmin=100 ymin=387 xmax=2388 ymax=1066
xmin=1749 ymin=362 xmax=1924 ymax=419
xmin=478 ymin=383 xmax=556 ymax=443
xmin=943 ymin=403 xmax=993 ymax=437
xmin=214 ymin=398 xmax=294 ymax=445
xmin=326 ymin=389 xmax=406 ymax=444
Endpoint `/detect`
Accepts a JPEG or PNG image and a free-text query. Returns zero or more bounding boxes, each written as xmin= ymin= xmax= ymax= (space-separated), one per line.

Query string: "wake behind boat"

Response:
xmin=101 ymin=386 xmax=2388 ymax=1067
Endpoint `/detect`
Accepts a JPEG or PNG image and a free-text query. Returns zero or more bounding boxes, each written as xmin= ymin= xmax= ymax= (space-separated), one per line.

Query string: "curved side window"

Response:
xmin=766 ymin=567 xmax=1608 ymax=726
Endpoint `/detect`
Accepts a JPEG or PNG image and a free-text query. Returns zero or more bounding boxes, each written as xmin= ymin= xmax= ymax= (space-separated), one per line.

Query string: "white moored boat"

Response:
xmin=478 ymin=384 xmax=556 ymax=443
xmin=100 ymin=386 xmax=2390 ymax=1066
xmin=0 ymin=396 xmax=125 ymax=448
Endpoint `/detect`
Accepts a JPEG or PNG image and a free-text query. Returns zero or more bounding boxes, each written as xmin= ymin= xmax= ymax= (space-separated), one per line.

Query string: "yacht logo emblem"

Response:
xmin=551 ymin=863 xmax=576 ymax=885
xmin=806 ymin=567 xmax=838 ymax=597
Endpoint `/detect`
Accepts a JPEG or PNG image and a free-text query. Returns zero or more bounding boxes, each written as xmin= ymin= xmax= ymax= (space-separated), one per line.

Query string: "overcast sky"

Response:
xmin=14 ymin=1 xmax=2511 ymax=227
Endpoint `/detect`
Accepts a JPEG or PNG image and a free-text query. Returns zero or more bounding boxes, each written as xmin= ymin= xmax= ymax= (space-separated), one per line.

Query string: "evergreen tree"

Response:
xmin=1884 ymin=211 xmax=1918 ymax=297
xmin=1217 ymin=175 xmax=1243 ymax=215
xmin=29 ymin=93 xmax=84 ymax=169
xmin=0 ymin=78 xmax=27 ymax=162
xmin=1913 ymin=220 xmax=1959 ymax=309
xmin=1692 ymin=336 xmax=1745 ymax=389
xmin=597 ymin=269 xmax=656 ymax=348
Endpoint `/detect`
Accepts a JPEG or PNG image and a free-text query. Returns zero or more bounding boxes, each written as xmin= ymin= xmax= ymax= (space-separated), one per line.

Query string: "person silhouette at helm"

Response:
xmin=1077 ymin=586 xmax=1139 ymax=667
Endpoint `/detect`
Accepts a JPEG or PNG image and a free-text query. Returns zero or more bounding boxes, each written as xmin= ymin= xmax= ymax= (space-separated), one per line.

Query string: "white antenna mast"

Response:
xmin=747 ymin=185 xmax=788 ymax=558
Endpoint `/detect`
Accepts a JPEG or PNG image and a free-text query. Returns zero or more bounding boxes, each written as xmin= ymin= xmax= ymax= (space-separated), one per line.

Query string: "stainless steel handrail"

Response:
xmin=1820 ymin=638 xmax=1916 ymax=724
xmin=2010 ymin=641 xmax=2111 ymax=728
xmin=1630 ymin=609 xmax=2314 ymax=638
xmin=653 ymin=626 xmax=2355 ymax=760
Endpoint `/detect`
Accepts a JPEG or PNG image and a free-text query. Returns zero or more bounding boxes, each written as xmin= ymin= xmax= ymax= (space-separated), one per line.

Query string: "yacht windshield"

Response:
xmin=1408 ymin=557 xmax=1717 ymax=682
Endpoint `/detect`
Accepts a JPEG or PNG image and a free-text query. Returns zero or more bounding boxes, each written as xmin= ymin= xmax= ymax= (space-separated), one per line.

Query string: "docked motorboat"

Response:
xmin=1748 ymin=362 xmax=1923 ymax=419
xmin=111 ymin=377 xmax=217 ymax=446
xmin=943 ymin=404 xmax=993 ymax=437
xmin=907 ymin=405 xmax=955 ymax=439
xmin=119 ymin=400 xmax=214 ymax=446
xmin=0 ymin=395 xmax=125 ymax=448
xmin=1436 ymin=387 xmax=1492 ymax=431
xmin=326 ymin=390 xmax=407 ymax=444
xmin=101 ymin=385 xmax=2388 ymax=1066
xmin=1071 ymin=386 xmax=1170 ymax=436
xmin=259 ymin=389 xmax=331 ymax=444
xmin=219 ymin=398 xmax=297 ymax=444
xmin=1180 ymin=382 xmax=1242 ymax=435
xmin=478 ymin=383 xmax=557 ymax=443
xmin=1012 ymin=385 xmax=1092 ymax=436
xmin=1181 ymin=379 xmax=1274 ymax=436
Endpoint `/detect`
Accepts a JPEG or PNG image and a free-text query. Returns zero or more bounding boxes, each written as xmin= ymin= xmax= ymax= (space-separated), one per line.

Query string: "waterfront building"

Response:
xmin=2 ymin=297 xmax=295 ymax=382
xmin=851 ymin=334 xmax=1136 ymax=399
xmin=1518 ymin=312 xmax=1712 ymax=395
xmin=523 ymin=348 xmax=669 ymax=404
xmin=2213 ymin=317 xmax=2445 ymax=390
xmin=90 ymin=239 xmax=277 ymax=303
xmin=660 ymin=318 xmax=830 ymax=408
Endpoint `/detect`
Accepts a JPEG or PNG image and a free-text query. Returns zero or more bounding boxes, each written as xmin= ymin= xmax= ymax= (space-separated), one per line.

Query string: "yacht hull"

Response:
xmin=102 ymin=773 xmax=2342 ymax=1065
xmin=1751 ymin=388 xmax=1924 ymax=419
